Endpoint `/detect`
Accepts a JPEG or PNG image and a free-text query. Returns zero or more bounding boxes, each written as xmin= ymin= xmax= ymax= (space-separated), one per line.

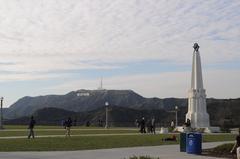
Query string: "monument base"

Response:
xmin=203 ymin=127 xmax=221 ymax=133
xmin=174 ymin=126 xmax=220 ymax=133
xmin=160 ymin=127 xmax=169 ymax=134
xmin=174 ymin=126 xmax=185 ymax=132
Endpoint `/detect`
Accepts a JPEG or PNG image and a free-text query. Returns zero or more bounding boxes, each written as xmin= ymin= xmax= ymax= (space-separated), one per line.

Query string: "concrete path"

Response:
xmin=0 ymin=133 xmax=140 ymax=139
xmin=0 ymin=128 xmax=139 ymax=131
xmin=0 ymin=141 xmax=233 ymax=159
xmin=0 ymin=130 xmax=233 ymax=140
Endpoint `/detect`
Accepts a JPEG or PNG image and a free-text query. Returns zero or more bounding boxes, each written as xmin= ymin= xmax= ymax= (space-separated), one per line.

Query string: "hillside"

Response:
xmin=5 ymin=89 xmax=186 ymax=119
xmin=5 ymin=106 xmax=179 ymax=127
xmin=3 ymin=89 xmax=240 ymax=128
xmin=6 ymin=100 xmax=240 ymax=128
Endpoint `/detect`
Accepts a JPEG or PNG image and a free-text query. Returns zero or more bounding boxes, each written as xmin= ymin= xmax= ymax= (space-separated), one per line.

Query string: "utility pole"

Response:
xmin=175 ymin=106 xmax=178 ymax=127
xmin=105 ymin=102 xmax=109 ymax=128
xmin=0 ymin=97 xmax=3 ymax=129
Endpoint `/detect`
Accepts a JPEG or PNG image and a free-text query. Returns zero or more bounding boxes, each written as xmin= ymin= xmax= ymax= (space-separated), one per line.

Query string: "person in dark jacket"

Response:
xmin=185 ymin=118 xmax=191 ymax=127
xmin=140 ymin=117 xmax=146 ymax=133
xmin=151 ymin=117 xmax=156 ymax=134
xmin=65 ymin=117 xmax=72 ymax=137
xmin=146 ymin=119 xmax=151 ymax=133
xmin=28 ymin=116 xmax=36 ymax=139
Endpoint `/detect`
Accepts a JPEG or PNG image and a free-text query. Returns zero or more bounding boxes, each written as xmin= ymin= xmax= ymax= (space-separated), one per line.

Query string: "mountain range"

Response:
xmin=4 ymin=89 xmax=240 ymax=128
xmin=5 ymin=89 xmax=186 ymax=119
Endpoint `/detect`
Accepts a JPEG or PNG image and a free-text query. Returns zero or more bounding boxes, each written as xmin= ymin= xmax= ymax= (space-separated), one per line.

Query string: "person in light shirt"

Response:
xmin=231 ymin=128 xmax=240 ymax=159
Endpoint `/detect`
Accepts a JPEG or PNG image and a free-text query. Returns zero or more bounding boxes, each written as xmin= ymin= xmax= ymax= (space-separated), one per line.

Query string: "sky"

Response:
xmin=0 ymin=0 xmax=240 ymax=107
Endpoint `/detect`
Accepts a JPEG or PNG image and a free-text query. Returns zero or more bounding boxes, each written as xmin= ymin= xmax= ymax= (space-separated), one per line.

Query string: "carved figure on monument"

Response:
xmin=193 ymin=43 xmax=200 ymax=51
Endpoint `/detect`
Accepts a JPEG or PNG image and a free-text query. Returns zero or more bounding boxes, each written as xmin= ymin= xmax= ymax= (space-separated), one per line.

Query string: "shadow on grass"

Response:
xmin=202 ymin=143 xmax=237 ymax=159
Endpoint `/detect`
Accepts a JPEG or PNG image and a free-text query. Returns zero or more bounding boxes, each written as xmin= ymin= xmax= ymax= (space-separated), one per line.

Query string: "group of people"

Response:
xmin=136 ymin=117 xmax=156 ymax=134
xmin=27 ymin=116 xmax=74 ymax=139
xmin=135 ymin=117 xmax=190 ymax=134
xmin=27 ymin=115 xmax=191 ymax=139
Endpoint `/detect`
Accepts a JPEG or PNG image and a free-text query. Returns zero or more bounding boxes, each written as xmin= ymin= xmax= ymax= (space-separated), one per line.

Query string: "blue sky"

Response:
xmin=0 ymin=0 xmax=240 ymax=107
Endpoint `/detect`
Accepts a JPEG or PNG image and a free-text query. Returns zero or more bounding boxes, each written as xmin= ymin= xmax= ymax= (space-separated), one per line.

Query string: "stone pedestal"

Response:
xmin=160 ymin=127 xmax=169 ymax=134
xmin=186 ymin=89 xmax=210 ymax=128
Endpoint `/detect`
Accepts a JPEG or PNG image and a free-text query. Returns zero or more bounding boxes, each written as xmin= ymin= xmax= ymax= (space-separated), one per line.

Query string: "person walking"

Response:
xmin=170 ymin=120 xmax=175 ymax=132
xmin=135 ymin=119 xmax=140 ymax=128
xmin=140 ymin=117 xmax=146 ymax=133
xmin=231 ymin=128 xmax=240 ymax=159
xmin=146 ymin=119 xmax=151 ymax=133
xmin=61 ymin=119 xmax=65 ymax=128
xmin=65 ymin=117 xmax=72 ymax=137
xmin=151 ymin=117 xmax=156 ymax=134
xmin=28 ymin=116 xmax=36 ymax=139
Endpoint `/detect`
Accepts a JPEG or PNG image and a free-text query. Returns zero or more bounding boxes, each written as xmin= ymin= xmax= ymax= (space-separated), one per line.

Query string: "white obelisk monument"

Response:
xmin=186 ymin=43 xmax=210 ymax=129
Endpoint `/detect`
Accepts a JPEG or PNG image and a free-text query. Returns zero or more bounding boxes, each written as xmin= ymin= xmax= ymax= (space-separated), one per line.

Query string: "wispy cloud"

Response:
xmin=0 ymin=72 xmax=61 ymax=82
xmin=0 ymin=0 xmax=240 ymax=106
xmin=0 ymin=56 xmax=123 ymax=73
xmin=0 ymin=0 xmax=239 ymax=67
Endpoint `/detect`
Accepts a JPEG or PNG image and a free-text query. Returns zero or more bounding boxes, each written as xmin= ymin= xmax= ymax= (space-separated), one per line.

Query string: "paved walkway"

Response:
xmin=0 ymin=128 xmax=139 ymax=131
xmin=0 ymin=130 xmax=233 ymax=140
xmin=0 ymin=133 xmax=141 ymax=139
xmin=0 ymin=141 xmax=233 ymax=159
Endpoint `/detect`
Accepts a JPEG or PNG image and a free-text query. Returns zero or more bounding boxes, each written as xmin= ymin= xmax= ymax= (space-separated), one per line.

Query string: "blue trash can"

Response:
xmin=186 ymin=133 xmax=202 ymax=154
xmin=180 ymin=133 xmax=186 ymax=152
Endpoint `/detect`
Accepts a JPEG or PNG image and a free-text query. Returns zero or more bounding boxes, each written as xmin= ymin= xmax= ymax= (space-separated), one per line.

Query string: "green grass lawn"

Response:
xmin=0 ymin=125 xmax=236 ymax=151
xmin=0 ymin=135 xmax=178 ymax=151
xmin=202 ymin=134 xmax=235 ymax=142
xmin=0 ymin=129 xmax=138 ymax=137
xmin=4 ymin=125 xmax=107 ymax=129
xmin=0 ymin=125 xmax=139 ymax=137
xmin=0 ymin=133 xmax=236 ymax=151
